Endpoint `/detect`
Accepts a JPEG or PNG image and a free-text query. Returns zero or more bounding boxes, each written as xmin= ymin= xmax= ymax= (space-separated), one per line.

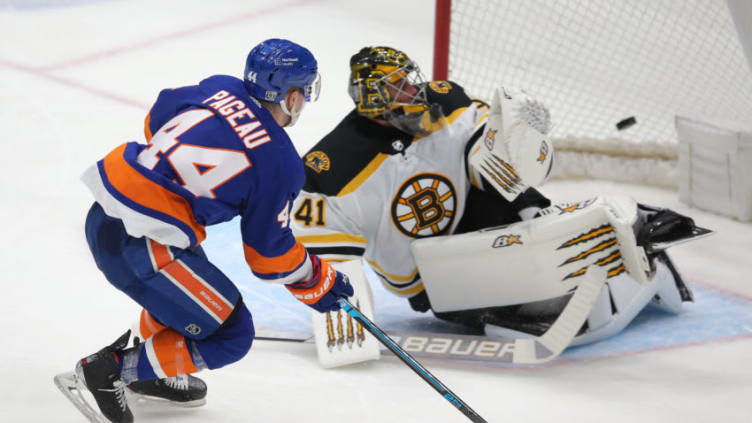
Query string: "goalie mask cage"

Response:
xmin=434 ymin=0 xmax=752 ymax=188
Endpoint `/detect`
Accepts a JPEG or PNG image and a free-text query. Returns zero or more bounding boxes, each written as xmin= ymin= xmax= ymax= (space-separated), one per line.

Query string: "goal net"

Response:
xmin=434 ymin=0 xmax=752 ymax=188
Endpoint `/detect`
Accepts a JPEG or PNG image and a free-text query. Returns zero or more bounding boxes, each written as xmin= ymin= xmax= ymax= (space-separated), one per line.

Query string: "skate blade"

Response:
xmin=126 ymin=389 xmax=207 ymax=408
xmin=54 ymin=371 xmax=111 ymax=423
xmin=647 ymin=226 xmax=713 ymax=253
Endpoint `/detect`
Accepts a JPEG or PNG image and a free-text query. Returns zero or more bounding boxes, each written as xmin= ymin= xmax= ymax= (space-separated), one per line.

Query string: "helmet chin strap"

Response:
xmin=280 ymin=95 xmax=305 ymax=127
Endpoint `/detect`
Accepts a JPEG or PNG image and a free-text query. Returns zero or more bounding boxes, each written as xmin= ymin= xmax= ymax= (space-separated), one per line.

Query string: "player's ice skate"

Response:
xmin=55 ymin=331 xmax=209 ymax=422
xmin=54 ymin=370 xmax=120 ymax=423
xmin=126 ymin=374 xmax=207 ymax=407
xmin=55 ymin=331 xmax=133 ymax=423
xmin=635 ymin=203 xmax=713 ymax=255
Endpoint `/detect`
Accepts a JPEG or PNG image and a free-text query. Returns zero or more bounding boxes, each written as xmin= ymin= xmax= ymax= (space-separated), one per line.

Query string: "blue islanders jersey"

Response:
xmin=82 ymin=75 xmax=312 ymax=284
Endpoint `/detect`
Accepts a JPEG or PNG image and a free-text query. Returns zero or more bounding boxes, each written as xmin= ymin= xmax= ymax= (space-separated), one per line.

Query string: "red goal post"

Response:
xmin=433 ymin=0 xmax=752 ymax=188
xmin=433 ymin=0 xmax=451 ymax=82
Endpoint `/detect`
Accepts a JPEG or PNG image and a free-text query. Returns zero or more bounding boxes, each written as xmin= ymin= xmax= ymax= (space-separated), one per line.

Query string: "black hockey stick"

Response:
xmin=254 ymin=335 xmax=311 ymax=343
xmin=337 ymin=297 xmax=488 ymax=423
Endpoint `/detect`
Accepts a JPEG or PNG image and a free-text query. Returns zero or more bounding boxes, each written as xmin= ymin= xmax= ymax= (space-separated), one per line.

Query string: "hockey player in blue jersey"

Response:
xmin=62 ymin=39 xmax=354 ymax=423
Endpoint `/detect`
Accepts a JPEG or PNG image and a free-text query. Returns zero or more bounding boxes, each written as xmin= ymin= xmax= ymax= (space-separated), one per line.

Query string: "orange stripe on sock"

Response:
xmin=140 ymin=309 xmax=167 ymax=339
xmin=148 ymin=239 xmax=172 ymax=270
xmin=152 ymin=329 xmax=199 ymax=377
xmin=243 ymin=241 xmax=307 ymax=275
xmin=162 ymin=261 xmax=232 ymax=322
xmin=102 ymin=144 xmax=206 ymax=246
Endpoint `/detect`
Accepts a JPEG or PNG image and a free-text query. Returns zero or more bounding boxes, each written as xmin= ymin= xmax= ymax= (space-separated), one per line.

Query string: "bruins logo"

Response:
xmin=305 ymin=151 xmax=330 ymax=173
xmin=391 ymin=173 xmax=456 ymax=238
xmin=428 ymin=81 xmax=452 ymax=94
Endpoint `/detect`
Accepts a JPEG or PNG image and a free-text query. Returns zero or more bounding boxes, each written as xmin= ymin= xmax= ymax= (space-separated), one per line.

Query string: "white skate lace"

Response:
xmin=99 ymin=380 xmax=128 ymax=411
xmin=164 ymin=375 xmax=189 ymax=391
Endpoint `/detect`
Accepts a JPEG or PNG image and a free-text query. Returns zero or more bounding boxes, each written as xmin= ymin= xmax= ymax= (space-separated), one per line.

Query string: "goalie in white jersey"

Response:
xmin=293 ymin=46 xmax=705 ymax=344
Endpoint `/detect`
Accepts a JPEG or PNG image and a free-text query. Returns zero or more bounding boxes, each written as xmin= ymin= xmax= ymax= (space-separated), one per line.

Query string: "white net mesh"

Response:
xmin=447 ymin=0 xmax=752 ymax=154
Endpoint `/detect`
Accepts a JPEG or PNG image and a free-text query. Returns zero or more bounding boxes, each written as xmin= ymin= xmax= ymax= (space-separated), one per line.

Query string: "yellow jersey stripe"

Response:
xmin=413 ymin=106 xmax=471 ymax=143
xmin=379 ymin=280 xmax=425 ymax=296
xmin=366 ymin=259 xmax=419 ymax=283
xmin=295 ymin=233 xmax=367 ymax=245
xmin=337 ymin=153 xmax=389 ymax=196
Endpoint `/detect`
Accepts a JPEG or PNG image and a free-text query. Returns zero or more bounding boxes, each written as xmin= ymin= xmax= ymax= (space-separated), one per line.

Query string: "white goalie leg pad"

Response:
xmin=510 ymin=266 xmax=608 ymax=364
xmin=411 ymin=195 xmax=652 ymax=313
xmin=571 ymin=257 xmax=681 ymax=346
xmin=483 ymin=261 xmax=671 ymax=348
xmin=540 ymin=194 xmax=653 ymax=284
xmin=311 ymin=259 xmax=380 ymax=368
xmin=571 ymin=271 xmax=656 ymax=346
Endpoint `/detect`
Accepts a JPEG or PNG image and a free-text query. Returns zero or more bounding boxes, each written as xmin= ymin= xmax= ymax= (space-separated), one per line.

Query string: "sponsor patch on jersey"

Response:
xmin=305 ymin=151 xmax=331 ymax=173
xmin=391 ymin=173 xmax=457 ymax=238
xmin=428 ymin=81 xmax=452 ymax=94
xmin=491 ymin=234 xmax=523 ymax=248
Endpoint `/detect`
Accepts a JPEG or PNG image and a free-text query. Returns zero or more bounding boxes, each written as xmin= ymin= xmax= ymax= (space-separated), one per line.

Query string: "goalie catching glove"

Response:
xmin=469 ymin=86 xmax=554 ymax=202
xmin=286 ymin=255 xmax=354 ymax=312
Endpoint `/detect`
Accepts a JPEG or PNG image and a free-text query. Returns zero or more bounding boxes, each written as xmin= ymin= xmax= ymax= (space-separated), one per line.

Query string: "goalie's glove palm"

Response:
xmin=286 ymin=255 xmax=354 ymax=313
xmin=472 ymin=87 xmax=553 ymax=201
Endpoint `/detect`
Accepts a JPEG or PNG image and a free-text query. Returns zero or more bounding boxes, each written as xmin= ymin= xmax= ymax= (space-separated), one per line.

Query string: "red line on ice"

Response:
xmin=0 ymin=0 xmax=319 ymax=109
xmin=0 ymin=58 xmax=148 ymax=108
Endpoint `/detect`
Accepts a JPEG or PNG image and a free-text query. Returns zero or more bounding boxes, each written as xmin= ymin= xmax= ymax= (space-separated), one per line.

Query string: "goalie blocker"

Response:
xmin=411 ymin=195 xmax=706 ymax=345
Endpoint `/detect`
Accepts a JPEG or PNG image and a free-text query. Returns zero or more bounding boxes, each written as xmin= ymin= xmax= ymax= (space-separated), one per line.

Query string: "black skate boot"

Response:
xmin=75 ymin=330 xmax=133 ymax=423
xmin=635 ymin=203 xmax=712 ymax=258
xmin=128 ymin=374 xmax=207 ymax=407
xmin=126 ymin=336 xmax=207 ymax=407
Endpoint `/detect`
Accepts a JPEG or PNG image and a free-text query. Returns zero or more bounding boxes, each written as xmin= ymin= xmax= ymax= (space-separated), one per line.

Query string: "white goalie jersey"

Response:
xmin=292 ymin=81 xmax=550 ymax=299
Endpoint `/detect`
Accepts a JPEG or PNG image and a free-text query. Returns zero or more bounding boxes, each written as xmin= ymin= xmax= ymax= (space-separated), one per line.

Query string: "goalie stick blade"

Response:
xmin=511 ymin=266 xmax=608 ymax=364
xmin=54 ymin=371 xmax=111 ymax=423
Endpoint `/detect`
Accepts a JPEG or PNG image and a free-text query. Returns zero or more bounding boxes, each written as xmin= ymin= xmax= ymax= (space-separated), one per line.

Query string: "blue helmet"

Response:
xmin=243 ymin=39 xmax=320 ymax=103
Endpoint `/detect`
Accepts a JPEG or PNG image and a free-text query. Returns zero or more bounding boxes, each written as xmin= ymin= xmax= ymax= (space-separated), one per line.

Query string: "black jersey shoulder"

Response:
xmin=302 ymin=110 xmax=407 ymax=196
xmin=422 ymin=80 xmax=474 ymax=117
